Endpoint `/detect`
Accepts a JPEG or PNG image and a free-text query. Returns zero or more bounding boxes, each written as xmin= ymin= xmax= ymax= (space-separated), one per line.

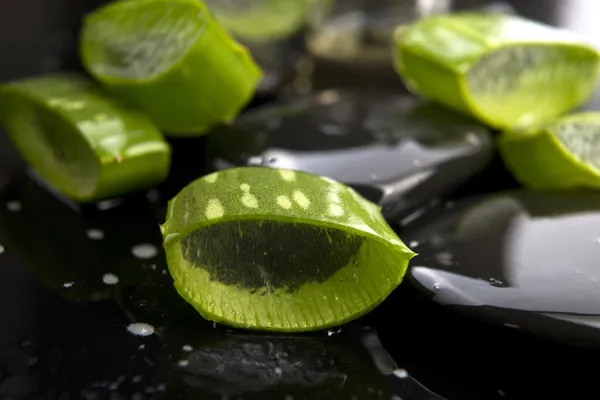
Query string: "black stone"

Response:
xmin=181 ymin=220 xmax=363 ymax=292
xmin=401 ymin=190 xmax=600 ymax=347
xmin=207 ymin=90 xmax=494 ymax=219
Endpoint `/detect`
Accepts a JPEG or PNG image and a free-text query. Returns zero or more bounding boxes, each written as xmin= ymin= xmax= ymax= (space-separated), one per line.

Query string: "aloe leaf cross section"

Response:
xmin=161 ymin=166 xmax=415 ymax=332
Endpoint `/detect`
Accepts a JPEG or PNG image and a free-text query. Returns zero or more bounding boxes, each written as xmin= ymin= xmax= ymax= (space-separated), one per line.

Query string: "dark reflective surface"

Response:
xmin=207 ymin=90 xmax=493 ymax=219
xmin=403 ymin=191 xmax=600 ymax=347
xmin=3 ymin=0 xmax=600 ymax=399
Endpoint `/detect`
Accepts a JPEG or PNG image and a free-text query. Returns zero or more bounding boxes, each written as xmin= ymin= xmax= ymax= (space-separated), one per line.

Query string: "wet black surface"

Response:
xmin=402 ymin=190 xmax=600 ymax=347
xmin=207 ymin=90 xmax=493 ymax=220
xmin=3 ymin=0 xmax=600 ymax=399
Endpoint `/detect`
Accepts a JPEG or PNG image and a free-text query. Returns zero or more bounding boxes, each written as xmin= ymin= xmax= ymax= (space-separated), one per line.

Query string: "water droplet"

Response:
xmin=503 ymin=323 xmax=520 ymax=329
xmin=86 ymin=229 xmax=104 ymax=240
xmin=433 ymin=282 xmax=441 ymax=291
xmin=138 ymin=344 xmax=146 ymax=350
xmin=498 ymin=389 xmax=506 ymax=396
xmin=274 ymin=367 xmax=283 ymax=376
xmin=102 ymin=273 xmax=119 ymax=285
xmin=177 ymin=359 xmax=189 ymax=367
xmin=319 ymin=124 xmax=345 ymax=136
xmin=489 ymin=277 xmax=504 ymax=286
xmin=132 ymin=244 xmax=158 ymax=260
xmin=182 ymin=344 xmax=193 ymax=352
xmin=317 ymin=90 xmax=340 ymax=105
xmin=96 ymin=199 xmax=123 ymax=211
xmin=465 ymin=132 xmax=480 ymax=145
xmin=63 ymin=282 xmax=74 ymax=288
xmin=0 ymin=245 xmax=4 ymax=254
xmin=409 ymin=240 xmax=419 ymax=248
xmin=146 ymin=189 xmax=160 ymax=203
xmin=369 ymin=173 xmax=378 ymax=182
xmin=28 ymin=357 xmax=38 ymax=366
xmin=393 ymin=368 xmax=408 ymax=378
xmin=126 ymin=323 xmax=155 ymax=337
xmin=326 ymin=327 xmax=342 ymax=336
xmin=247 ymin=156 xmax=264 ymax=165
xmin=434 ymin=251 xmax=454 ymax=266
xmin=6 ymin=201 xmax=22 ymax=212
xmin=266 ymin=118 xmax=282 ymax=130
xmin=132 ymin=375 xmax=142 ymax=383
xmin=446 ymin=201 xmax=454 ymax=208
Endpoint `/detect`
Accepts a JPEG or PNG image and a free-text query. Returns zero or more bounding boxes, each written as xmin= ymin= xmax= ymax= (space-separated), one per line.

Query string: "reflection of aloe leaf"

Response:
xmin=455 ymin=195 xmax=524 ymax=241
xmin=162 ymin=325 xmax=393 ymax=400
xmin=394 ymin=101 xmax=491 ymax=148
xmin=0 ymin=175 xmax=107 ymax=302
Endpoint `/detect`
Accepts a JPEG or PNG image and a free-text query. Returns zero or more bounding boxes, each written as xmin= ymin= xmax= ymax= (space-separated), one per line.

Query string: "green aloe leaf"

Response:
xmin=80 ymin=0 xmax=262 ymax=135
xmin=394 ymin=12 xmax=600 ymax=130
xmin=161 ymin=166 xmax=415 ymax=332
xmin=0 ymin=73 xmax=171 ymax=202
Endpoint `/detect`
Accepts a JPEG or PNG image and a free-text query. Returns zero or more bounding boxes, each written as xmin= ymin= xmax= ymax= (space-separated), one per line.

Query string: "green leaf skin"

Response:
xmin=0 ymin=73 xmax=171 ymax=203
xmin=394 ymin=12 xmax=600 ymax=130
xmin=161 ymin=166 xmax=416 ymax=332
xmin=498 ymin=112 xmax=600 ymax=190
xmin=80 ymin=0 xmax=263 ymax=135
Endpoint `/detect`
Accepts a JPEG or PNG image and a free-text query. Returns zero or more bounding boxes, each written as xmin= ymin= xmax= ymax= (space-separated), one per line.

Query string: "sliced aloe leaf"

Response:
xmin=161 ymin=166 xmax=415 ymax=332
xmin=0 ymin=74 xmax=171 ymax=202
xmin=394 ymin=12 xmax=600 ymax=130
xmin=498 ymin=112 xmax=600 ymax=190
xmin=80 ymin=0 xmax=262 ymax=135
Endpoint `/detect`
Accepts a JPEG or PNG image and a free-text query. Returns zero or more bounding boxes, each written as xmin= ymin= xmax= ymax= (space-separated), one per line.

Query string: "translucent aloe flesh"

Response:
xmin=80 ymin=0 xmax=262 ymax=135
xmin=0 ymin=74 xmax=171 ymax=202
xmin=394 ymin=12 xmax=600 ymax=130
xmin=498 ymin=112 xmax=600 ymax=190
xmin=161 ymin=167 xmax=415 ymax=332
xmin=204 ymin=0 xmax=314 ymax=40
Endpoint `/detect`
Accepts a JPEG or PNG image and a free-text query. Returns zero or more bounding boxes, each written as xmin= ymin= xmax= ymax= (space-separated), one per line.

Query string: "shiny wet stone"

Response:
xmin=401 ymin=190 xmax=600 ymax=347
xmin=207 ymin=89 xmax=493 ymax=219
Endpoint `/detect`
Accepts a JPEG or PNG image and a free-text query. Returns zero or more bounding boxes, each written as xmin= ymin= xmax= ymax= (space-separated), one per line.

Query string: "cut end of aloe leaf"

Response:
xmin=162 ymin=167 xmax=415 ymax=332
xmin=82 ymin=0 xmax=204 ymax=80
xmin=394 ymin=12 xmax=600 ymax=129
xmin=465 ymin=44 xmax=600 ymax=128
xmin=80 ymin=0 xmax=262 ymax=134
xmin=205 ymin=0 xmax=312 ymax=40
xmin=498 ymin=112 xmax=600 ymax=190
xmin=0 ymin=74 xmax=171 ymax=202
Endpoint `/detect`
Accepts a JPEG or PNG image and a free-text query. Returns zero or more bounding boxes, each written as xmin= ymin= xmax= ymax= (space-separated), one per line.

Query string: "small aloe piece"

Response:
xmin=0 ymin=74 xmax=171 ymax=202
xmin=394 ymin=12 xmax=600 ymax=130
xmin=161 ymin=166 xmax=415 ymax=332
xmin=80 ymin=0 xmax=262 ymax=135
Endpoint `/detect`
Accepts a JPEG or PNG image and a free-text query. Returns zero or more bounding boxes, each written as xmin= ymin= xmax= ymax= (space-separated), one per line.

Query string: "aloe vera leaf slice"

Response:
xmin=0 ymin=73 xmax=171 ymax=202
xmin=498 ymin=112 xmax=600 ymax=190
xmin=393 ymin=12 xmax=600 ymax=130
xmin=80 ymin=0 xmax=262 ymax=135
xmin=161 ymin=166 xmax=416 ymax=332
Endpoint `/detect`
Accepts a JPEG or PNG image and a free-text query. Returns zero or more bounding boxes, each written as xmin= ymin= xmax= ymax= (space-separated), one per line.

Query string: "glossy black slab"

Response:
xmin=401 ymin=190 xmax=600 ymax=347
xmin=207 ymin=89 xmax=493 ymax=219
xmin=0 ymin=173 xmax=444 ymax=400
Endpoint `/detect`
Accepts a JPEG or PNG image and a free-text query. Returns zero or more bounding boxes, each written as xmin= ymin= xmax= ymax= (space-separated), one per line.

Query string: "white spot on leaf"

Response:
xmin=329 ymin=204 xmax=344 ymax=217
xmin=204 ymin=173 xmax=218 ymax=183
xmin=241 ymin=193 xmax=259 ymax=208
xmin=205 ymin=199 xmax=224 ymax=219
xmin=240 ymin=183 xmax=251 ymax=192
xmin=277 ymin=195 xmax=292 ymax=209
xmin=279 ymin=170 xmax=296 ymax=182
xmin=293 ymin=191 xmax=311 ymax=209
